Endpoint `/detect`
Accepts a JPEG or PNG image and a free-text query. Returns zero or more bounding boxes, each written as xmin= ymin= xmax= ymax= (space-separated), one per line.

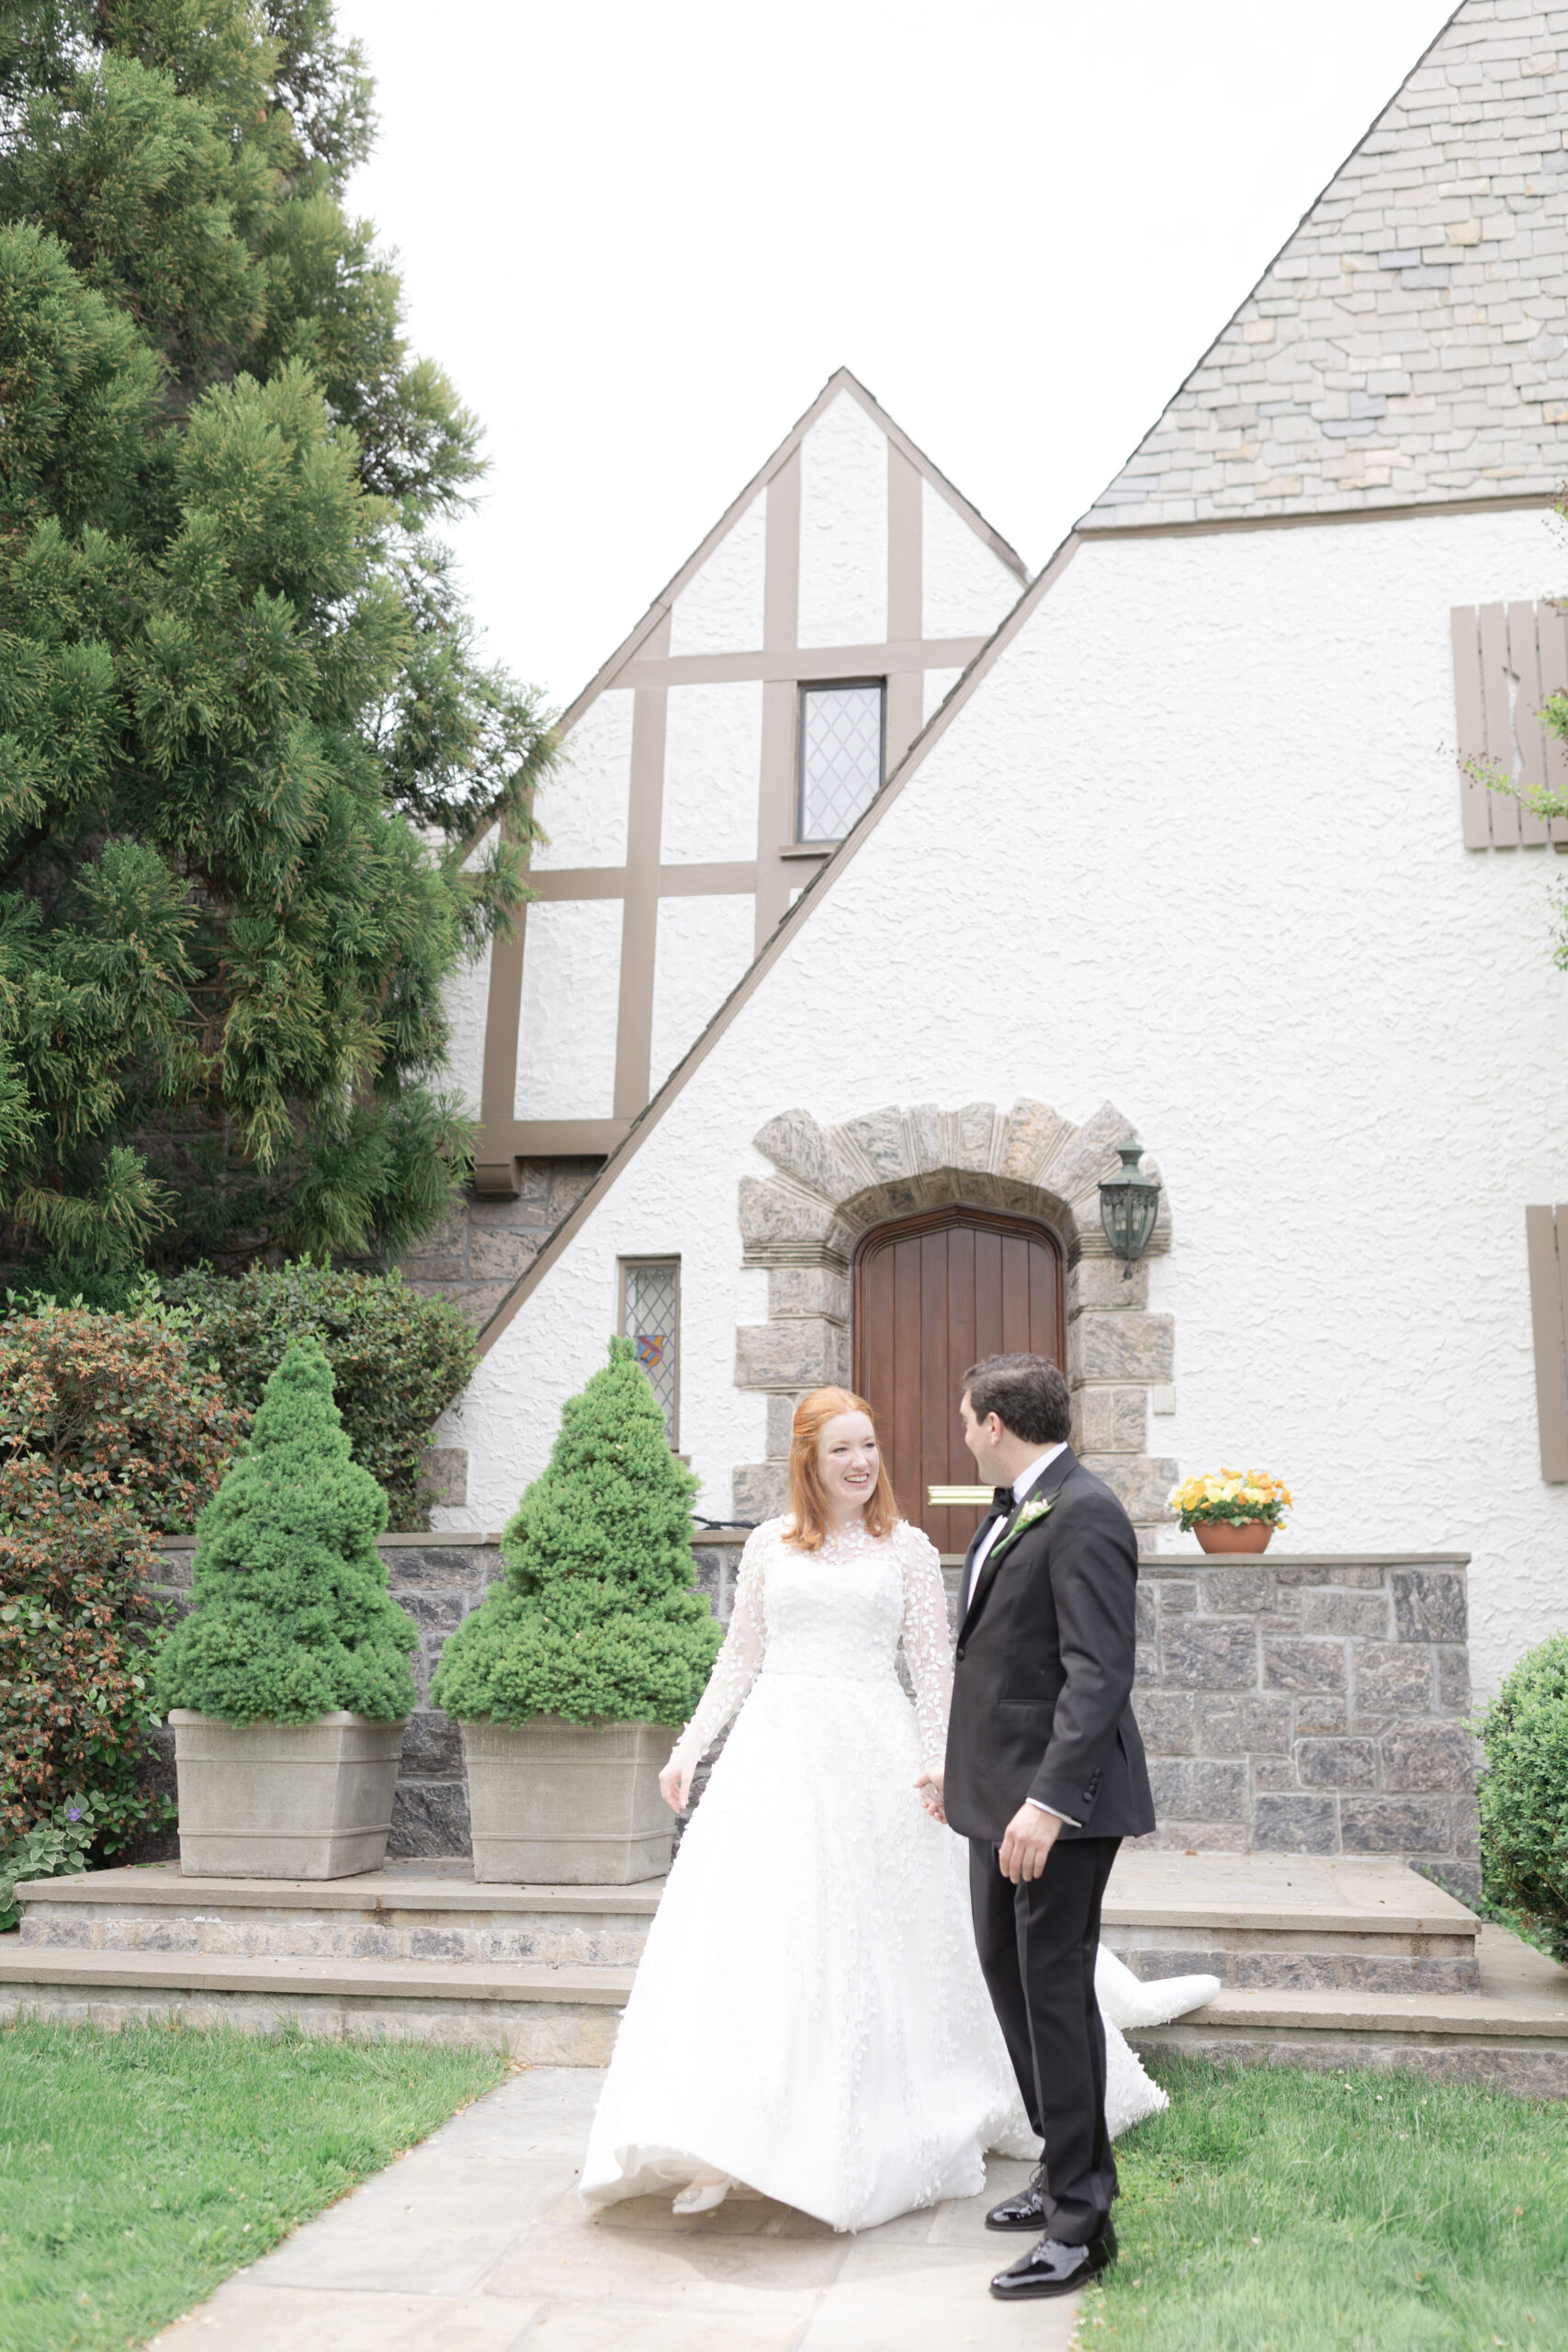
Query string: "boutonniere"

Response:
xmin=988 ymin=1495 xmax=1054 ymax=1565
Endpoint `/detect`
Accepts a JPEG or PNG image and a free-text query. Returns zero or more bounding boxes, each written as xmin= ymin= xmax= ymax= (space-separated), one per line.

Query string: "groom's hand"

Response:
xmin=998 ymin=1802 xmax=1061 ymax=1883
xmin=913 ymin=1769 xmax=947 ymax=1824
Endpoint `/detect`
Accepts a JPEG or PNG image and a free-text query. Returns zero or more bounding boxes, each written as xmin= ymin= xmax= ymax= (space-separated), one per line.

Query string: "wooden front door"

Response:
xmin=853 ymin=1208 xmax=1066 ymax=1554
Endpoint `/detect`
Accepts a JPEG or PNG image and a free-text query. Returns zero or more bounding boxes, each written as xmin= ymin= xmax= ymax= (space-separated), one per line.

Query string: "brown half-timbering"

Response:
xmin=853 ymin=1207 xmax=1066 ymax=1552
xmin=472 ymin=370 xmax=1029 ymax=1190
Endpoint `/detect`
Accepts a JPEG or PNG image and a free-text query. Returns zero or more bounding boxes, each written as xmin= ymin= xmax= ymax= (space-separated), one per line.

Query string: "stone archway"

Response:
xmin=732 ymin=1099 xmax=1175 ymax=1544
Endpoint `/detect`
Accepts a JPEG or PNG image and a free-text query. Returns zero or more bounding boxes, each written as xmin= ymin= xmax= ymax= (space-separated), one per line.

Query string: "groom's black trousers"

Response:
xmin=968 ymin=1833 xmax=1122 ymax=2245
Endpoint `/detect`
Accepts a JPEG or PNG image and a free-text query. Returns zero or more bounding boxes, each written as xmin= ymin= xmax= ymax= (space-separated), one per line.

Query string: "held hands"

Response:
xmin=659 ymin=1754 xmax=694 ymax=1815
xmin=913 ymin=1768 xmax=947 ymax=1825
xmin=998 ymin=1801 xmax=1061 ymax=1883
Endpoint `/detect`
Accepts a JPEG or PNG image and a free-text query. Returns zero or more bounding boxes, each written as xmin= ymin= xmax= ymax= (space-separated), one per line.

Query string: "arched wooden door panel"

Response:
xmin=853 ymin=1208 xmax=1066 ymax=1554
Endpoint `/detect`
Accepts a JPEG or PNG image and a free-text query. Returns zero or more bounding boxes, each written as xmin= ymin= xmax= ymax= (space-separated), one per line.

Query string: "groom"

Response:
xmin=921 ymin=1351 xmax=1154 ymax=2302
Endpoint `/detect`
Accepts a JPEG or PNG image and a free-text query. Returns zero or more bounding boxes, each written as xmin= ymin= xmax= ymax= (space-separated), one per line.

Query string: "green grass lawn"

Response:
xmin=1082 ymin=2054 xmax=1568 ymax=2351
xmin=0 ymin=2021 xmax=506 ymax=2352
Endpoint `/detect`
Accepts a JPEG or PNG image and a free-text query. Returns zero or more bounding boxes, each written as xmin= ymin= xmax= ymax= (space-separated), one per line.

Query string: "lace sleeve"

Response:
xmin=669 ymin=1522 xmax=768 ymax=1767
xmin=897 ymin=1523 xmax=953 ymax=1770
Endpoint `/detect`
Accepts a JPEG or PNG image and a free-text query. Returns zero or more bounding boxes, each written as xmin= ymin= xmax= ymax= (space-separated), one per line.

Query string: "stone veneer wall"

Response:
xmin=152 ymin=1533 xmax=1476 ymax=1886
xmin=399 ymin=1159 xmax=603 ymax=1332
xmin=1134 ymin=1550 xmax=1479 ymax=1894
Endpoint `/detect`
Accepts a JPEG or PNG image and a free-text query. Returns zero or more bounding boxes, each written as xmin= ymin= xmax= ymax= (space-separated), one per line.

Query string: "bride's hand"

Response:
xmin=659 ymin=1756 xmax=694 ymax=1814
xmin=913 ymin=1769 xmax=947 ymax=1825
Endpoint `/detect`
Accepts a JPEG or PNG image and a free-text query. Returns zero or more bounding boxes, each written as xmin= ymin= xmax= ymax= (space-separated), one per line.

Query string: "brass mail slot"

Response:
xmin=926 ymin=1485 xmax=994 ymax=1507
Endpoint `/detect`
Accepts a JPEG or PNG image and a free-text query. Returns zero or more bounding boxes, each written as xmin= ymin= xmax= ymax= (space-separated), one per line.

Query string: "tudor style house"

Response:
xmin=411 ymin=0 xmax=1568 ymax=1769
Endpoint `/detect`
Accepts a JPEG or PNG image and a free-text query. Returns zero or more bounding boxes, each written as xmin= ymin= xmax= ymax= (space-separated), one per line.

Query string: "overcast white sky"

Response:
xmin=335 ymin=0 xmax=1452 ymax=711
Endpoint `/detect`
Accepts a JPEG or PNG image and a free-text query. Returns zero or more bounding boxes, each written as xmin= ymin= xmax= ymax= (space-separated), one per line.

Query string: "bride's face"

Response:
xmin=817 ymin=1410 xmax=879 ymax=1516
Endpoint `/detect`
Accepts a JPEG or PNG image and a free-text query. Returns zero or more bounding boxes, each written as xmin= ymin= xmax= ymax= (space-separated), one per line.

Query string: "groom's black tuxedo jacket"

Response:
xmin=943 ymin=1446 xmax=1156 ymax=1845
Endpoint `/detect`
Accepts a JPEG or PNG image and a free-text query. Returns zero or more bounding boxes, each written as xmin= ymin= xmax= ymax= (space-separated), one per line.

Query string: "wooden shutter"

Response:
xmin=1526 ymin=1205 xmax=1568 ymax=1482
xmin=1451 ymin=602 xmax=1568 ymax=850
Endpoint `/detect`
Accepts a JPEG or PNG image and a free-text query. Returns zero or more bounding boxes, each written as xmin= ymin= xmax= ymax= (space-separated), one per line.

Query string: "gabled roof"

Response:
xmin=556 ymin=367 xmax=1026 ymax=736
xmin=470 ymin=4 xmax=1568 ymax=1351
xmin=1084 ymin=0 xmax=1568 ymax=532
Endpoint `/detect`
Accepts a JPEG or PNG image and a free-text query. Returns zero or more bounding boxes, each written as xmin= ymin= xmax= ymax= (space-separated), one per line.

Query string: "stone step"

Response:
xmin=0 ymin=1946 xmax=633 ymax=2004
xmin=9 ymin=1854 xmax=1550 ymax=2087
xmin=16 ymin=1864 xmax=660 ymax=1970
xmin=1101 ymin=1850 xmax=1482 ymax=1993
xmin=16 ymin=1853 xmax=1486 ymax=1994
xmin=1129 ymin=1927 xmax=1568 ymax=2098
xmin=0 ymin=1944 xmax=631 ymax=2064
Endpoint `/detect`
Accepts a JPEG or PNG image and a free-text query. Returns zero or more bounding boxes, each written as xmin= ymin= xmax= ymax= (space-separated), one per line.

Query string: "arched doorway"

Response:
xmin=852 ymin=1207 xmax=1066 ymax=1553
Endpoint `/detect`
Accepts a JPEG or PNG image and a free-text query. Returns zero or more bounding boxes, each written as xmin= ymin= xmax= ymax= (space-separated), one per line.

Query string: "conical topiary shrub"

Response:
xmin=157 ymin=1337 xmax=417 ymax=1726
xmin=434 ymin=1335 xmax=720 ymax=1728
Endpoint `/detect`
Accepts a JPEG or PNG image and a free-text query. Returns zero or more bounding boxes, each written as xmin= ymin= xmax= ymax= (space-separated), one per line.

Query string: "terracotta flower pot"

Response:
xmin=1193 ymin=1521 xmax=1273 ymax=1555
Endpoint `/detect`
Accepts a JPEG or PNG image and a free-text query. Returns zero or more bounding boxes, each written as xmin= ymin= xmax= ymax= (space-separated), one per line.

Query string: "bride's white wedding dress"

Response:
xmin=579 ymin=1515 xmax=1216 ymax=2233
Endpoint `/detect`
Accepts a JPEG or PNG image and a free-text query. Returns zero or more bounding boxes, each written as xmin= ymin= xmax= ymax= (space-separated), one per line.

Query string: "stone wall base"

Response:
xmin=144 ymin=1536 xmax=1477 ymax=1882
xmin=1134 ymin=1551 xmax=1478 ymax=1890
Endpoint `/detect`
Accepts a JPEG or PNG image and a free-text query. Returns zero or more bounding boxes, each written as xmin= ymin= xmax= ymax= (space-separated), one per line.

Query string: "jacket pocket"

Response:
xmin=994 ymin=1696 xmax=1056 ymax=1729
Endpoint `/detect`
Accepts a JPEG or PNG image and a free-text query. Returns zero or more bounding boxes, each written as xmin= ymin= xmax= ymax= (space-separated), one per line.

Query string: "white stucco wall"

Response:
xmin=922 ymin=665 xmax=962 ymax=724
xmin=921 ymin=479 xmax=1022 ymax=639
xmin=441 ymin=941 xmax=491 ymax=1118
xmin=649 ymin=892 xmax=757 ymax=1092
xmin=669 ymin=491 xmax=766 ymax=657
xmin=660 ymin=682 xmax=763 ymax=864
xmin=439 ymin=823 xmax=500 ymax=1116
xmin=532 ymin=689 xmax=632 ymax=869
xmin=512 ymin=899 xmax=623 ymax=1119
xmin=443 ymin=502 xmax=1568 ymax=1698
xmin=797 ymin=392 xmax=887 ymax=649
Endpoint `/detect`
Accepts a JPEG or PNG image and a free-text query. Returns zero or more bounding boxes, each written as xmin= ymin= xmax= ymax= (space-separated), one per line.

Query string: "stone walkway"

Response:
xmin=148 ymin=2067 xmax=1083 ymax=2351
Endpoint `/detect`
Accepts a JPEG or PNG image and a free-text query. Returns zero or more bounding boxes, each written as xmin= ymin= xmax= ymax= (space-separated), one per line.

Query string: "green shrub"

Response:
xmin=0 ymin=1302 xmax=245 ymax=1851
xmin=164 ymin=1261 xmax=478 ymax=1531
xmin=155 ymin=1339 xmax=417 ymax=1725
xmin=0 ymin=1793 xmax=104 ymax=1932
xmin=434 ymin=1336 xmax=720 ymax=1726
xmin=1474 ymin=1630 xmax=1568 ymax=1965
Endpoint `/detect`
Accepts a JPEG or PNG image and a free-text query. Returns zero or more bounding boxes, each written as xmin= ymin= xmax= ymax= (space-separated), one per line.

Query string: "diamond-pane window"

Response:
xmin=621 ymin=1260 xmax=680 ymax=1444
xmin=798 ymin=681 xmax=884 ymax=840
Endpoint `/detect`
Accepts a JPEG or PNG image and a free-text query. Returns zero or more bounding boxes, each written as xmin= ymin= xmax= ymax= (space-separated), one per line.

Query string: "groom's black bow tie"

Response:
xmin=991 ymin=1486 xmax=1014 ymax=1514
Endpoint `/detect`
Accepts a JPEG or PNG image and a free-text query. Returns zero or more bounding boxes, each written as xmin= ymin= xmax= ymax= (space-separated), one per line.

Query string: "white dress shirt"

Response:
xmin=964 ymin=1442 xmax=1078 ymax=1827
xmin=964 ymin=1444 xmax=1067 ymax=1612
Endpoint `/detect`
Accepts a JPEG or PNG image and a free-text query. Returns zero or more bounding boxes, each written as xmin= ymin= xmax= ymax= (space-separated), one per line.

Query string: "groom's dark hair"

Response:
xmin=963 ymin=1353 xmax=1071 ymax=1446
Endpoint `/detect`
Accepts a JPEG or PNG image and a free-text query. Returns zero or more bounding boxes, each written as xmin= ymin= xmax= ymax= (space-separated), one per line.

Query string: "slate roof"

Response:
xmin=1083 ymin=0 xmax=1568 ymax=529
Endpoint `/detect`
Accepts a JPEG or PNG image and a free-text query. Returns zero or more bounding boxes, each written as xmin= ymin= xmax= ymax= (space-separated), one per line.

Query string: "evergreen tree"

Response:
xmin=0 ymin=3 xmax=553 ymax=1287
xmin=434 ymin=1337 xmax=722 ymax=1727
xmin=156 ymin=1334 xmax=417 ymax=1723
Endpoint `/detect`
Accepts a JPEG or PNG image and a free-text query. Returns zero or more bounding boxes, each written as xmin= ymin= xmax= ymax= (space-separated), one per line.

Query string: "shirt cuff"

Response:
xmin=1026 ymin=1800 xmax=1081 ymax=1827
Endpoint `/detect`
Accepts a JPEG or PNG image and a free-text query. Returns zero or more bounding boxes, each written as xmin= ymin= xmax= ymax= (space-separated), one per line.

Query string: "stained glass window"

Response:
xmin=798 ymin=681 xmax=884 ymax=841
xmin=621 ymin=1260 xmax=680 ymax=1443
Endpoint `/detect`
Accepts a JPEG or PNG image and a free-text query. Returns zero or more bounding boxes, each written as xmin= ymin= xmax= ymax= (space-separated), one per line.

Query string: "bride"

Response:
xmin=580 ymin=1386 xmax=1215 ymax=2233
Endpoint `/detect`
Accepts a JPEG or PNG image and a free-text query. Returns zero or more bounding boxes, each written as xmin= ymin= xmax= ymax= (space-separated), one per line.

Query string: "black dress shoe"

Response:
xmin=985 ymin=2165 xmax=1046 ymax=2231
xmin=990 ymin=2223 xmax=1117 ymax=2301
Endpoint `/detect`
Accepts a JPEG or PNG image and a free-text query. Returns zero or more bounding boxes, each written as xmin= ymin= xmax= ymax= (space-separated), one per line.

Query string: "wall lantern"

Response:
xmin=1099 ymin=1140 xmax=1160 ymax=1279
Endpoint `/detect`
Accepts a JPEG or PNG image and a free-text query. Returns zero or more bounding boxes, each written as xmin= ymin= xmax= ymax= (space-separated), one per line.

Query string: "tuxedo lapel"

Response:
xmin=961 ymin=1503 xmax=1009 ymax=1613
xmin=959 ymin=1447 xmax=1078 ymax=1640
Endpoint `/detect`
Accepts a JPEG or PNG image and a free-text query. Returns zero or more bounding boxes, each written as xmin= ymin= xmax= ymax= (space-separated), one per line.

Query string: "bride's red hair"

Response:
xmin=784 ymin=1386 xmax=900 ymax=1550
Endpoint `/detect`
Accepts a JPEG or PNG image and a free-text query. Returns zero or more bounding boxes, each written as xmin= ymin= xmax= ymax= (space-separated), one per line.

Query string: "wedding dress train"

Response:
xmin=579 ymin=1516 xmax=1217 ymax=2231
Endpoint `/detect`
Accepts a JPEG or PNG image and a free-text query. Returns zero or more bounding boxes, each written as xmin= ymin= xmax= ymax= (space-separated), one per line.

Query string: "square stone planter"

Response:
xmin=171 ymin=1710 xmax=407 ymax=1879
xmin=463 ymin=1715 xmax=675 ymax=1884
